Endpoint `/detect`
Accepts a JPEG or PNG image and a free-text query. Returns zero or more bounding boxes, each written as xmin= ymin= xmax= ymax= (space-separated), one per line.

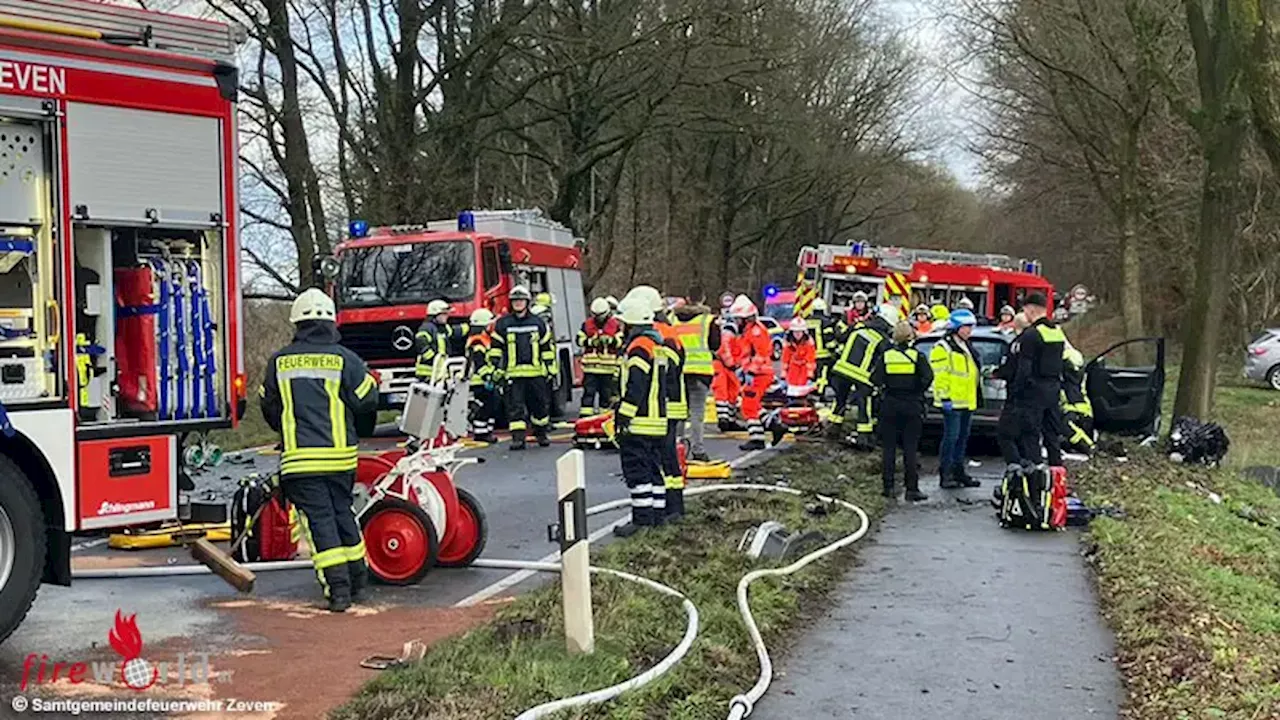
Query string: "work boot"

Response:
xmin=770 ymin=424 xmax=787 ymax=447
xmin=957 ymin=469 xmax=981 ymax=488
xmin=939 ymin=466 xmax=962 ymax=489
xmin=739 ymin=439 xmax=766 ymax=451
xmin=881 ymin=484 xmax=895 ymax=498
xmin=510 ymin=431 xmax=527 ymax=451
xmin=689 ymin=450 xmax=711 ymax=463
xmin=613 ymin=522 xmax=641 ymax=538
xmin=328 ymin=596 xmax=352 ymax=613
xmin=905 ymin=489 xmax=928 ymax=503
xmin=349 ymin=561 xmax=370 ymax=604
xmin=536 ymin=431 xmax=551 ymax=447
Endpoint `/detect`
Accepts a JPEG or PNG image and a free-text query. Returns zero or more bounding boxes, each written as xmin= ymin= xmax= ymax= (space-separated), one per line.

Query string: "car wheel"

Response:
xmin=1269 ymin=365 xmax=1280 ymax=391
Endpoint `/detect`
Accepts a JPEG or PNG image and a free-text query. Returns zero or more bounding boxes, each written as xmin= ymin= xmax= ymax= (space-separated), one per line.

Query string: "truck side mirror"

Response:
xmin=498 ymin=242 xmax=512 ymax=273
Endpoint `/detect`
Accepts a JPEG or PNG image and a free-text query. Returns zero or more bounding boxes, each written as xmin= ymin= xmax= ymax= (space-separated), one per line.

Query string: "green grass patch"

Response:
xmin=1076 ymin=450 xmax=1280 ymax=719
xmin=333 ymin=444 xmax=885 ymax=720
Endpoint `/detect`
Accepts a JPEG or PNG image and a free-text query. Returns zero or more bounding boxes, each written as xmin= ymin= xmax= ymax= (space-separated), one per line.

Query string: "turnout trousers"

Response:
xmin=661 ymin=420 xmax=685 ymax=518
xmin=998 ymin=386 xmax=1064 ymax=467
xmin=507 ymin=376 xmax=549 ymax=443
xmin=580 ymin=372 xmax=617 ymax=416
xmin=879 ymin=397 xmax=923 ymax=495
xmin=281 ymin=472 xmax=367 ymax=602
xmin=619 ymin=434 xmax=665 ymax=527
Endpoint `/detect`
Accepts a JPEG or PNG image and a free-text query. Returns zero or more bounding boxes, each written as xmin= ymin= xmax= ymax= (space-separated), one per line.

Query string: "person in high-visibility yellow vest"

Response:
xmin=827 ymin=303 xmax=898 ymax=446
xmin=807 ymin=299 xmax=838 ymax=395
xmin=673 ymin=299 xmax=721 ymax=462
xmin=871 ymin=321 xmax=933 ymax=501
xmin=929 ymin=309 xmax=983 ymax=489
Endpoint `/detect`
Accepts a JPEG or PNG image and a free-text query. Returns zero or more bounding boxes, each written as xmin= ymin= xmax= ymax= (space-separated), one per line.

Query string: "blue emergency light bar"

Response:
xmin=458 ymin=210 xmax=476 ymax=231
xmin=850 ymin=241 xmax=867 ymax=256
xmin=348 ymin=220 xmax=369 ymax=238
xmin=763 ymin=284 xmax=779 ymax=299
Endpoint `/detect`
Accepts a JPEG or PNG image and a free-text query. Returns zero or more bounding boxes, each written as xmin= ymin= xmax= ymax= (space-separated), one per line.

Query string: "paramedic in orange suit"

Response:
xmin=729 ymin=294 xmax=774 ymax=450
xmin=782 ymin=317 xmax=816 ymax=389
xmin=713 ymin=319 xmax=742 ymax=430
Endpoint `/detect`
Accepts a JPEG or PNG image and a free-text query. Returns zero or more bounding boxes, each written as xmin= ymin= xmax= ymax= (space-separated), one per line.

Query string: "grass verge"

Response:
xmin=1076 ymin=379 xmax=1280 ymax=719
xmin=333 ymin=444 xmax=885 ymax=720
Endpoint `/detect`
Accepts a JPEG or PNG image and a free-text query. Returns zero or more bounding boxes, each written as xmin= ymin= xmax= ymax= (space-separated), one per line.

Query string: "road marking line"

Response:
xmin=453 ymin=445 xmax=773 ymax=607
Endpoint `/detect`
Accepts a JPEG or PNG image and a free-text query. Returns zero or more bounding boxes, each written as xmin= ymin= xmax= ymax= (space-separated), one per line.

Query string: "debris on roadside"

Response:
xmin=1167 ymin=416 xmax=1230 ymax=467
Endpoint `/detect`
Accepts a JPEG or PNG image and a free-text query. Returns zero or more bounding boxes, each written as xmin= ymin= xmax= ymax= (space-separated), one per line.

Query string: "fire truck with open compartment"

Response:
xmin=0 ymin=1 xmax=245 ymax=644
xmin=798 ymin=242 xmax=1055 ymax=318
xmin=330 ymin=210 xmax=588 ymax=417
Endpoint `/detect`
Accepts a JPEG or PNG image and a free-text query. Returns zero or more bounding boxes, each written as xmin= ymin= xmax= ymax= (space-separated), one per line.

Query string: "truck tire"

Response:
xmin=0 ymin=454 xmax=45 ymax=646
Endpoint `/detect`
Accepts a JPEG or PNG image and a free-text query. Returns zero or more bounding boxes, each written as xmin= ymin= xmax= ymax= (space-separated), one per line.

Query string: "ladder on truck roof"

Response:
xmin=0 ymin=0 xmax=243 ymax=64
xmin=814 ymin=242 xmax=1035 ymax=273
xmin=425 ymin=209 xmax=580 ymax=247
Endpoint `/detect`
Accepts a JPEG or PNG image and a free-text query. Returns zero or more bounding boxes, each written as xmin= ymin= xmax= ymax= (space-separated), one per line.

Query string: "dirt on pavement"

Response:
xmin=202 ymin=597 xmax=501 ymax=719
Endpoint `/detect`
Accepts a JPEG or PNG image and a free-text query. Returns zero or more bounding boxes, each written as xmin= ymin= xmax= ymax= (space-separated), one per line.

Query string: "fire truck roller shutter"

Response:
xmin=65 ymin=103 xmax=223 ymax=226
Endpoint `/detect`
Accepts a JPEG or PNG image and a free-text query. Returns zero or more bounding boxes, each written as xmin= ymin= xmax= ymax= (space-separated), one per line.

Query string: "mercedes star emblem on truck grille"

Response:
xmin=392 ymin=325 xmax=415 ymax=351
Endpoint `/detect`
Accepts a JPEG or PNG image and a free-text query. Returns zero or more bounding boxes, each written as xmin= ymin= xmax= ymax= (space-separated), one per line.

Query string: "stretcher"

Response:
xmin=573 ymin=410 xmax=617 ymax=450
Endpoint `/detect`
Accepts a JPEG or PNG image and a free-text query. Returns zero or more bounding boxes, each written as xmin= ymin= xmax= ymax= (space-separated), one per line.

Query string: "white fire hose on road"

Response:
xmin=71 ymin=483 xmax=869 ymax=720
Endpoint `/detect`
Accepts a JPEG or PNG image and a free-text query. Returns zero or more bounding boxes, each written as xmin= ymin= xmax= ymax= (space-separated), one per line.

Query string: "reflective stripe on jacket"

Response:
xmin=657 ymin=322 xmax=688 ymax=419
xmin=577 ymin=316 xmax=623 ymax=374
xmin=488 ymin=313 xmax=554 ymax=379
xmin=261 ymin=321 xmax=378 ymax=476
xmin=832 ymin=319 xmax=889 ymax=384
xmin=928 ymin=334 xmax=980 ymax=410
xmin=617 ymin=330 xmax=669 ymax=436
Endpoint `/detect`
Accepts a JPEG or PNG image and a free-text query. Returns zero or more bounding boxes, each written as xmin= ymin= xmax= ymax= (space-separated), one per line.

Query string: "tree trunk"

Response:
xmin=1173 ymin=119 xmax=1247 ymax=419
xmin=1119 ymin=205 xmax=1145 ymax=354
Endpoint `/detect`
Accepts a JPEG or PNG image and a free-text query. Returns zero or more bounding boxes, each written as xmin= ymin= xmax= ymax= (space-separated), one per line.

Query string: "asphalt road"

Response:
xmin=754 ymin=458 xmax=1122 ymax=720
xmin=0 ymin=413 xmax=770 ymax=719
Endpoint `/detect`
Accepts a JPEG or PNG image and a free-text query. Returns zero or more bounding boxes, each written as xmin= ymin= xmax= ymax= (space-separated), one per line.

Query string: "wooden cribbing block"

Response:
xmin=190 ymin=538 xmax=256 ymax=593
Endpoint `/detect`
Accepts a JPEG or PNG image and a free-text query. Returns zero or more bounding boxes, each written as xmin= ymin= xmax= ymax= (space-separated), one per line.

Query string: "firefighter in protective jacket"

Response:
xmin=489 ymin=286 xmax=555 ymax=449
xmin=625 ymin=286 xmax=688 ymax=519
xmin=261 ymin=288 xmax=378 ymax=612
xmin=807 ymin=299 xmax=838 ymax=393
xmin=997 ymin=292 xmax=1066 ymax=469
xmin=828 ymin=303 xmax=898 ymax=445
xmin=466 ymin=308 xmax=499 ymax=443
xmin=1060 ymin=341 xmax=1095 ymax=454
xmin=614 ymin=295 xmax=669 ymax=536
xmin=415 ymin=299 xmax=466 ymax=380
xmin=577 ymin=298 xmax=623 ymax=416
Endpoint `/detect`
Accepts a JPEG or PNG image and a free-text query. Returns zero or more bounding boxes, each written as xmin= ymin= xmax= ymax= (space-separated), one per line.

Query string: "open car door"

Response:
xmin=1085 ymin=338 xmax=1166 ymax=436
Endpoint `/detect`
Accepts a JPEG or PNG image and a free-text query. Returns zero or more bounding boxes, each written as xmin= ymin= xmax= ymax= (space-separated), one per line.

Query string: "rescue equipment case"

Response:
xmin=998 ymin=465 xmax=1068 ymax=531
xmin=114 ymin=266 xmax=159 ymax=416
xmin=231 ymin=475 xmax=297 ymax=562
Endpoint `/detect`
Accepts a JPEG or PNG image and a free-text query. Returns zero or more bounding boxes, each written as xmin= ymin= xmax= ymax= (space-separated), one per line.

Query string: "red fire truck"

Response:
xmin=0 ymin=1 xmax=246 ymax=643
xmin=331 ymin=210 xmax=587 ymax=414
xmin=798 ymin=242 xmax=1054 ymax=318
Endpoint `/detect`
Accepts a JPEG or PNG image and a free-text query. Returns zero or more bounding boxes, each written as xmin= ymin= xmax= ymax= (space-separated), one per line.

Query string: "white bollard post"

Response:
xmin=556 ymin=449 xmax=595 ymax=655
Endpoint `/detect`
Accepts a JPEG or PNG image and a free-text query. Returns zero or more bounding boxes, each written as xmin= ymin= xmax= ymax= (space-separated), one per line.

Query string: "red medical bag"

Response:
xmin=114 ymin=267 xmax=159 ymax=415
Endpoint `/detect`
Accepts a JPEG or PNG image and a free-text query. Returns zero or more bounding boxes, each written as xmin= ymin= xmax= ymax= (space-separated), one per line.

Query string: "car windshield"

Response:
xmin=339 ymin=241 xmax=475 ymax=307
xmin=915 ymin=335 xmax=1009 ymax=369
xmin=764 ymin=302 xmax=794 ymax=321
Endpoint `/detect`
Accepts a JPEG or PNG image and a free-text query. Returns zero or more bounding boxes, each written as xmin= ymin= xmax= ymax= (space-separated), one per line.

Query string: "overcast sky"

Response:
xmin=881 ymin=0 xmax=983 ymax=188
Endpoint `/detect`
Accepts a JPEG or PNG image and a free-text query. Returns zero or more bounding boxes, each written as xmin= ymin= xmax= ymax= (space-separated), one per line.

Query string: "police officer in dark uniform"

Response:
xmin=261 ymin=288 xmax=379 ymax=612
xmin=871 ymin=321 xmax=933 ymax=501
xmin=997 ymin=292 xmax=1066 ymax=469
xmin=489 ymin=286 xmax=555 ymax=450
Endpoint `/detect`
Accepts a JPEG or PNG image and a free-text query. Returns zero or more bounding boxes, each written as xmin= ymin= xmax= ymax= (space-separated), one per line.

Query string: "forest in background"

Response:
xmin=123 ymin=0 xmax=1280 ymax=416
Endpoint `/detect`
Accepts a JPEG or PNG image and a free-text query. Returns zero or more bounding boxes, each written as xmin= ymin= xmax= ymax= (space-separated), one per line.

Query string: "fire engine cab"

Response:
xmin=0 ymin=1 xmax=245 ymax=644
xmin=798 ymin=242 xmax=1055 ymax=318
xmin=331 ymin=210 xmax=587 ymax=414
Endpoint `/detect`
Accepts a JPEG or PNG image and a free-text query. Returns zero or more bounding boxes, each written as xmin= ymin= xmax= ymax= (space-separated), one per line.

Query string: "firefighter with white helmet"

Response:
xmin=489 ymin=286 xmax=556 ymax=449
xmin=828 ymin=302 xmax=898 ymax=446
xmin=623 ymin=285 xmax=687 ymax=519
xmin=614 ymin=295 xmax=670 ymax=535
xmin=997 ymin=304 xmax=1017 ymax=332
xmin=783 ymin=317 xmax=816 ymax=390
xmin=847 ymin=290 xmax=872 ymax=327
xmin=465 ymin=307 xmax=499 ymax=443
xmin=261 ymin=288 xmax=378 ymax=612
xmin=728 ymin=293 xmax=775 ymax=450
xmin=415 ymin=298 xmax=464 ymax=380
xmin=577 ymin=298 xmax=624 ymax=416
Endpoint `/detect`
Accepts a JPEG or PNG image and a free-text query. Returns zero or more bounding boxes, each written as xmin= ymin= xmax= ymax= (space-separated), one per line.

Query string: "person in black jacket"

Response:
xmin=996 ymin=293 xmax=1066 ymax=469
xmin=871 ymin=321 xmax=933 ymax=501
xmin=261 ymin=289 xmax=379 ymax=612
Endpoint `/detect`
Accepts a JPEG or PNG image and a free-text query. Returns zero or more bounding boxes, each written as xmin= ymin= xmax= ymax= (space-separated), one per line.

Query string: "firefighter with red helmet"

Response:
xmin=729 ymin=294 xmax=775 ymax=450
xmin=577 ymin=298 xmax=623 ymax=416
